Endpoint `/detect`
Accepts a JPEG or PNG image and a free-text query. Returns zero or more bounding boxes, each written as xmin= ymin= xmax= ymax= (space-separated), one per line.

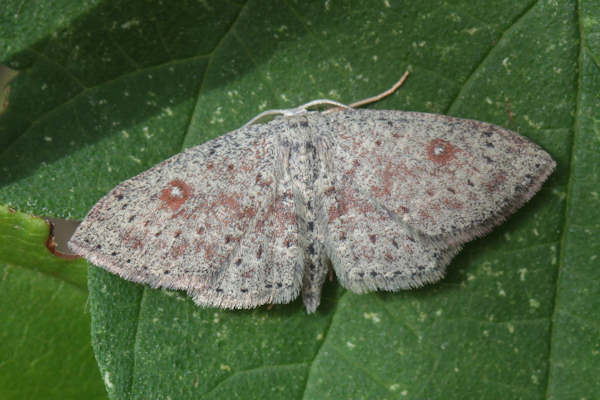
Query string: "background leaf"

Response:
xmin=1 ymin=0 xmax=598 ymax=399
xmin=0 ymin=206 xmax=106 ymax=399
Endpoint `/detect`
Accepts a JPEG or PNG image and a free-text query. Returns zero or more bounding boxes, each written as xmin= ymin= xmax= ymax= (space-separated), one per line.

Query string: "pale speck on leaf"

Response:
xmin=529 ymin=298 xmax=540 ymax=310
xmin=363 ymin=312 xmax=381 ymax=323
xmin=524 ymin=115 xmax=543 ymax=129
xmin=518 ymin=268 xmax=528 ymax=281
xmin=120 ymin=19 xmax=140 ymax=29
xmin=104 ymin=371 xmax=114 ymax=389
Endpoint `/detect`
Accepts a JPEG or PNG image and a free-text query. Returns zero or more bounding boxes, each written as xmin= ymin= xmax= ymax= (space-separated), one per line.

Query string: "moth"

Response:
xmin=69 ymin=74 xmax=555 ymax=312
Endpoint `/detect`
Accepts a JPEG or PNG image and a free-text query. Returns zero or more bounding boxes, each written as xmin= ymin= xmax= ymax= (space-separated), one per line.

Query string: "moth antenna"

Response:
xmin=348 ymin=70 xmax=410 ymax=109
xmin=243 ymin=71 xmax=410 ymax=126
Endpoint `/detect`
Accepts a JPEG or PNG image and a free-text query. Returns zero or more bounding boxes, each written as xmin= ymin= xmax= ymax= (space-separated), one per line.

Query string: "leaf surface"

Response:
xmin=0 ymin=1 xmax=597 ymax=399
xmin=0 ymin=206 xmax=105 ymax=399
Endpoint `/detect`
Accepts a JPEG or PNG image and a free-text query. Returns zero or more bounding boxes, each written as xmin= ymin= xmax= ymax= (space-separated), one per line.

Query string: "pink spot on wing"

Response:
xmin=255 ymin=173 xmax=272 ymax=188
xmin=194 ymin=237 xmax=217 ymax=260
xmin=426 ymin=138 xmax=459 ymax=165
xmin=371 ymin=160 xmax=418 ymax=200
xmin=329 ymin=187 xmax=375 ymax=222
xmin=171 ymin=241 xmax=189 ymax=258
xmin=170 ymin=208 xmax=194 ymax=220
xmin=442 ymin=198 xmax=464 ymax=209
xmin=418 ymin=208 xmax=433 ymax=223
xmin=121 ymin=228 xmax=144 ymax=250
xmin=485 ymin=173 xmax=507 ymax=193
xmin=239 ymin=207 xmax=256 ymax=219
xmin=216 ymin=194 xmax=240 ymax=211
xmin=328 ymin=196 xmax=348 ymax=222
xmin=159 ymin=179 xmax=193 ymax=212
xmin=361 ymin=245 xmax=375 ymax=262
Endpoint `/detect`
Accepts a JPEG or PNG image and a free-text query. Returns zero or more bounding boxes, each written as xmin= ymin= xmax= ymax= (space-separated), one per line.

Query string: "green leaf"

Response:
xmin=0 ymin=1 xmax=101 ymax=66
xmin=0 ymin=205 xmax=106 ymax=399
xmin=1 ymin=0 xmax=598 ymax=399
